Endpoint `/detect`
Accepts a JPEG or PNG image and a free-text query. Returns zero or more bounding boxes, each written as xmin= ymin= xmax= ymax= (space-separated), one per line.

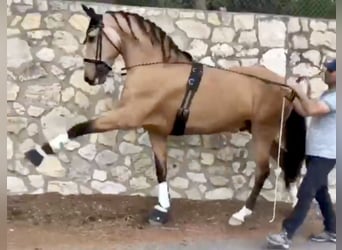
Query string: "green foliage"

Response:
xmin=206 ymin=0 xmax=335 ymax=19
xmin=96 ymin=0 xmax=336 ymax=19
xmin=288 ymin=0 xmax=336 ymax=19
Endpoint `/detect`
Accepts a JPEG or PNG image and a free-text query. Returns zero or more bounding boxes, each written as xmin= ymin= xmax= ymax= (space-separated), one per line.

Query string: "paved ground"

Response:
xmin=7 ymin=194 xmax=336 ymax=250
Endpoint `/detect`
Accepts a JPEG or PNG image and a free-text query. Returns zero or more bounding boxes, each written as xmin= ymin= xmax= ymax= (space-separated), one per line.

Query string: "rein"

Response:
xmin=121 ymin=61 xmax=298 ymax=102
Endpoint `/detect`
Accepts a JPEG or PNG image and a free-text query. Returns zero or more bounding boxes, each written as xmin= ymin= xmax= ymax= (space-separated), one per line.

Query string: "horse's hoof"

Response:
xmin=228 ymin=215 xmax=244 ymax=226
xmin=25 ymin=149 xmax=44 ymax=167
xmin=148 ymin=208 xmax=169 ymax=226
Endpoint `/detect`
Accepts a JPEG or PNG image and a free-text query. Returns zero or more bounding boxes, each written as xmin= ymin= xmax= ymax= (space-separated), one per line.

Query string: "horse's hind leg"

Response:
xmin=229 ymin=124 xmax=277 ymax=226
xmin=270 ymin=141 xmax=299 ymax=207
xmin=147 ymin=132 xmax=171 ymax=226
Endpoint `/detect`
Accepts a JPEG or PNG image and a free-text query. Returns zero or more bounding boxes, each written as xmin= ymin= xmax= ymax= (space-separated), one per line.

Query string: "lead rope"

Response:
xmin=269 ymin=97 xmax=286 ymax=223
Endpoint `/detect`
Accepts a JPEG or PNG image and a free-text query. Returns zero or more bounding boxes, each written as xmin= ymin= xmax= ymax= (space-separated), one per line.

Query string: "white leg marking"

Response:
xmin=49 ymin=133 xmax=70 ymax=151
xmin=229 ymin=206 xmax=253 ymax=226
xmin=154 ymin=182 xmax=170 ymax=212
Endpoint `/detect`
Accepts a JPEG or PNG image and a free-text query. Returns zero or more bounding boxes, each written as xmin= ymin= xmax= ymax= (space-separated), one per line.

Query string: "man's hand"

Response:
xmin=288 ymin=82 xmax=331 ymax=117
xmin=288 ymin=82 xmax=306 ymax=94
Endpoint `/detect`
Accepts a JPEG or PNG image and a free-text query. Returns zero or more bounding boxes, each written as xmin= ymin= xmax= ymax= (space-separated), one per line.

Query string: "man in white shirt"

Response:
xmin=266 ymin=59 xmax=336 ymax=249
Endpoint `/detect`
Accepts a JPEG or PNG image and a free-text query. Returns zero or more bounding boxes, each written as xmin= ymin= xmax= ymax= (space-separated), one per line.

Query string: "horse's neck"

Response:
xmin=120 ymin=42 xmax=191 ymax=68
xmin=107 ymin=13 xmax=192 ymax=66
xmin=120 ymin=46 xmax=158 ymax=68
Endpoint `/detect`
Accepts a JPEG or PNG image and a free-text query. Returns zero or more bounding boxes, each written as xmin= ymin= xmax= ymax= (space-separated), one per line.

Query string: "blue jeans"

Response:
xmin=282 ymin=155 xmax=336 ymax=239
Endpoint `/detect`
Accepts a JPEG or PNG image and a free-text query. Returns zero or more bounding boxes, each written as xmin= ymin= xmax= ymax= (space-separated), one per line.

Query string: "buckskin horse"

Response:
xmin=25 ymin=5 xmax=307 ymax=226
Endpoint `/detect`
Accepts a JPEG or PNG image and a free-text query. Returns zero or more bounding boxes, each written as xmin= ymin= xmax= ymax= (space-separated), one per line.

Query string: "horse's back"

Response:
xmin=228 ymin=65 xmax=285 ymax=86
xmin=224 ymin=65 xmax=288 ymax=123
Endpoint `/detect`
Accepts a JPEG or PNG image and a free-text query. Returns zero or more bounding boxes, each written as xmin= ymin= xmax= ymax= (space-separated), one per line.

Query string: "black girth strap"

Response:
xmin=170 ymin=62 xmax=204 ymax=136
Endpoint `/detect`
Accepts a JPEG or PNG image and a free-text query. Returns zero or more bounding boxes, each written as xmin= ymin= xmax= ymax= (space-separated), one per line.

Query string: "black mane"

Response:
xmin=106 ymin=10 xmax=193 ymax=62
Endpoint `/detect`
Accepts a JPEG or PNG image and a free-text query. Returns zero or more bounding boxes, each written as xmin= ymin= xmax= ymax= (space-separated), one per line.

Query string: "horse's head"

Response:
xmin=81 ymin=4 xmax=121 ymax=85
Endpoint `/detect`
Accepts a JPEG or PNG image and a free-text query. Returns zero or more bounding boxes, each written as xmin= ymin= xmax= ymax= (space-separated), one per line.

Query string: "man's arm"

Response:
xmin=291 ymin=98 xmax=308 ymax=117
xmin=289 ymin=84 xmax=333 ymax=117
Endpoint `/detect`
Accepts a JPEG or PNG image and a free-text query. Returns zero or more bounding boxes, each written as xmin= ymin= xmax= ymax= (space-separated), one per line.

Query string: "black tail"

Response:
xmin=282 ymin=109 xmax=306 ymax=189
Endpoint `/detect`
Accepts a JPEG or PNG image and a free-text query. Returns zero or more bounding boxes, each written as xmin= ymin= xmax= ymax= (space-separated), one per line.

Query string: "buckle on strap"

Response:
xmin=170 ymin=62 xmax=204 ymax=136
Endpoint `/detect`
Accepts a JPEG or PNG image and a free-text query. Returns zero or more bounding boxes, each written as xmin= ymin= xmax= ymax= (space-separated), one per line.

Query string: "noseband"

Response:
xmin=83 ymin=19 xmax=121 ymax=73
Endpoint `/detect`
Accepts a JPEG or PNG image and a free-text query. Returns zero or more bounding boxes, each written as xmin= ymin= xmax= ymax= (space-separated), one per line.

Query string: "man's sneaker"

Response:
xmin=310 ymin=231 xmax=336 ymax=243
xmin=266 ymin=230 xmax=291 ymax=249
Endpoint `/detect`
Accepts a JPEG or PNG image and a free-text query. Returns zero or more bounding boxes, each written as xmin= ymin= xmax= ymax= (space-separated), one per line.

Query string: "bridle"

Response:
xmin=83 ymin=16 xmax=121 ymax=73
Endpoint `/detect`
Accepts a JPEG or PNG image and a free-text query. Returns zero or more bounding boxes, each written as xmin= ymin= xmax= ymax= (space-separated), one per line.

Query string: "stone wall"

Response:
xmin=7 ymin=0 xmax=336 ymax=203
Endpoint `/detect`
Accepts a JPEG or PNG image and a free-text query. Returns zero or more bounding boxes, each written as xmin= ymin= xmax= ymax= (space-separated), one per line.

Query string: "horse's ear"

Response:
xmin=81 ymin=4 xmax=89 ymax=14
xmin=81 ymin=4 xmax=97 ymax=18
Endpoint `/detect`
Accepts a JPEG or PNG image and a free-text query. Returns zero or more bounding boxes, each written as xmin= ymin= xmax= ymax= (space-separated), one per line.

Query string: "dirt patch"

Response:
xmin=7 ymin=193 xmax=294 ymax=231
xmin=7 ymin=193 xmax=324 ymax=250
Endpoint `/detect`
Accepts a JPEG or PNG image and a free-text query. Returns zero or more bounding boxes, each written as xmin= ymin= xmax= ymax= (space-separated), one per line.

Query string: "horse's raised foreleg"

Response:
xmin=25 ymin=108 xmax=140 ymax=167
xmin=229 ymin=125 xmax=276 ymax=226
xmin=147 ymin=132 xmax=171 ymax=225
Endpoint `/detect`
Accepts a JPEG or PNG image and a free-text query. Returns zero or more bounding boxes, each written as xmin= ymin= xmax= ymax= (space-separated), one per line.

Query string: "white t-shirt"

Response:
xmin=306 ymin=90 xmax=336 ymax=159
